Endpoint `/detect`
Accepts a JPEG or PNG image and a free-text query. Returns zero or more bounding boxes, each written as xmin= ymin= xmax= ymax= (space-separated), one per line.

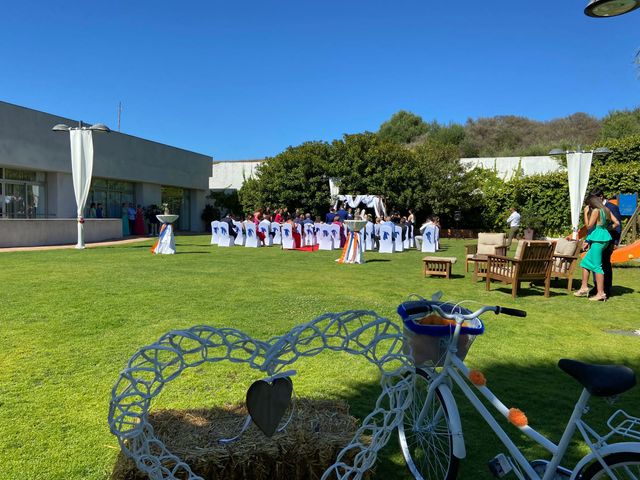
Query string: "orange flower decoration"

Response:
xmin=508 ymin=408 xmax=528 ymax=428
xmin=468 ymin=370 xmax=486 ymax=386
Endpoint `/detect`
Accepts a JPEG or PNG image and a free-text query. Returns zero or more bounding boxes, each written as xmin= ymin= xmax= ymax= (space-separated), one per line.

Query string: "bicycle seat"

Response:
xmin=558 ymin=359 xmax=636 ymax=397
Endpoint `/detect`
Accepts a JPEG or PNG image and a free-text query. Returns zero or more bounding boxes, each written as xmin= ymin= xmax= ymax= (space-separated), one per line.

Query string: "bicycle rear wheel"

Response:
xmin=398 ymin=368 xmax=459 ymax=480
xmin=580 ymin=452 xmax=640 ymax=479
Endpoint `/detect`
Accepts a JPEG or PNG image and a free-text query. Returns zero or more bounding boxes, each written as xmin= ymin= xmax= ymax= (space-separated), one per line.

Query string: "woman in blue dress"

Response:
xmin=574 ymin=195 xmax=619 ymax=301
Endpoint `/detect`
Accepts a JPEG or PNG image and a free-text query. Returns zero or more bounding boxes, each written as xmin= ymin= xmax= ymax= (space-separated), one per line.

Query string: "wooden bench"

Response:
xmin=422 ymin=256 xmax=457 ymax=279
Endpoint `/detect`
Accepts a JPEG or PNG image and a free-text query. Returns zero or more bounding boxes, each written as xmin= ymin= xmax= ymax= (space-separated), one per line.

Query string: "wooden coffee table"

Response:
xmin=422 ymin=256 xmax=457 ymax=279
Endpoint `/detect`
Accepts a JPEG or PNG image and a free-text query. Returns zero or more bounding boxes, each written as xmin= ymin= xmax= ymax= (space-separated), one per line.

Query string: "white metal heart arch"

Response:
xmin=108 ymin=310 xmax=414 ymax=480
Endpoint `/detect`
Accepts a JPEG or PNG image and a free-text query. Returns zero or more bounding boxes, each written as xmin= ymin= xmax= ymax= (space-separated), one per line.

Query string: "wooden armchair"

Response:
xmin=465 ymin=233 xmax=508 ymax=272
xmin=551 ymin=239 xmax=583 ymax=292
xmin=485 ymin=240 xmax=556 ymax=298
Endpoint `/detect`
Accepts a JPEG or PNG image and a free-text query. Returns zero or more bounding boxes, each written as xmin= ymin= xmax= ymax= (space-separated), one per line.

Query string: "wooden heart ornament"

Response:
xmin=246 ymin=377 xmax=293 ymax=437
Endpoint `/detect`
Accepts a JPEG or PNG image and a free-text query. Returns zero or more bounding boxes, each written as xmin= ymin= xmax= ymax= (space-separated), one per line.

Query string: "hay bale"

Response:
xmin=111 ymin=399 xmax=372 ymax=480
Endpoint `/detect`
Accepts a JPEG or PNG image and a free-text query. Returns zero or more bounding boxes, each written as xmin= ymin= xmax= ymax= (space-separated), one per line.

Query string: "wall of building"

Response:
xmin=0 ymin=219 xmax=122 ymax=248
xmin=461 ymin=156 xmax=562 ymax=180
xmin=209 ymin=160 xmax=263 ymax=191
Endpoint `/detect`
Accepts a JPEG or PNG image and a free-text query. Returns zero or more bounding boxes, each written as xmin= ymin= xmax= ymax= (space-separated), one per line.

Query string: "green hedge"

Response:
xmin=476 ymin=161 xmax=640 ymax=236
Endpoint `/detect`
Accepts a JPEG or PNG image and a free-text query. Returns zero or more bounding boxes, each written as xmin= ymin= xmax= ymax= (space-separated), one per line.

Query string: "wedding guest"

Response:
xmin=574 ymin=195 xmax=620 ymax=302
xmin=127 ymin=203 xmax=136 ymax=234
xmin=88 ymin=202 xmax=97 ymax=218
xmin=96 ymin=203 xmax=104 ymax=219
xmin=121 ymin=203 xmax=130 ymax=236
xmin=134 ymin=204 xmax=146 ymax=235
xmin=589 ymin=188 xmax=622 ymax=298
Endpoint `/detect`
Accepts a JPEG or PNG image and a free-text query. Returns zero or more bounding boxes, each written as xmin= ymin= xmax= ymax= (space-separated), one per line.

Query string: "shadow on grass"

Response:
xmin=366 ymin=259 xmax=392 ymax=263
xmin=487 ymin=284 xmax=563 ymax=297
xmin=422 ymin=273 xmax=466 ymax=280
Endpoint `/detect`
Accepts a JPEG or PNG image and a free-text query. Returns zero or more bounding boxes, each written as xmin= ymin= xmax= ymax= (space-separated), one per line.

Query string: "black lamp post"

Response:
xmin=585 ymin=0 xmax=640 ymax=17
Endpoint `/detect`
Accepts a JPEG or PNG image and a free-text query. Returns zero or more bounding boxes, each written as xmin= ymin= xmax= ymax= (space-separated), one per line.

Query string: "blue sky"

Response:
xmin=1 ymin=1 xmax=638 ymax=159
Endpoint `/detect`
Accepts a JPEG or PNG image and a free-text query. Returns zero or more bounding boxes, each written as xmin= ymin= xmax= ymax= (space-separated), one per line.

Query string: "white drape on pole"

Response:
xmin=70 ymin=129 xmax=94 ymax=249
xmin=334 ymin=194 xmax=387 ymax=219
xmin=329 ymin=178 xmax=341 ymax=202
xmin=566 ymin=152 xmax=592 ymax=239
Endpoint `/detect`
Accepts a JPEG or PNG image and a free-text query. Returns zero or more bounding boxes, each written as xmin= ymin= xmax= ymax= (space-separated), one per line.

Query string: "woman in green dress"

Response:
xmin=121 ymin=202 xmax=130 ymax=236
xmin=574 ymin=195 xmax=619 ymax=301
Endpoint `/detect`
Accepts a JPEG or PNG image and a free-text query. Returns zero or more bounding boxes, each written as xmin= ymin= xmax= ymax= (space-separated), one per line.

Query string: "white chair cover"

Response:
xmin=259 ymin=220 xmax=273 ymax=246
xmin=364 ymin=221 xmax=375 ymax=251
xmin=378 ymin=225 xmax=395 ymax=254
xmin=409 ymin=224 xmax=415 ymax=248
xmin=217 ymin=221 xmax=233 ymax=247
xmin=422 ymin=224 xmax=438 ymax=253
xmin=394 ymin=225 xmax=404 ymax=252
xmin=271 ymin=222 xmax=282 ymax=245
xmin=373 ymin=223 xmax=380 ymax=249
xmin=281 ymin=223 xmax=295 ymax=249
xmin=403 ymin=225 xmax=411 ymax=250
xmin=244 ymin=221 xmax=260 ymax=248
xmin=318 ymin=224 xmax=333 ymax=250
xmin=211 ymin=220 xmax=220 ymax=245
xmin=234 ymin=221 xmax=245 ymax=246
xmin=153 ymin=223 xmax=176 ymax=254
xmin=435 ymin=225 xmax=440 ymax=251
xmin=330 ymin=224 xmax=342 ymax=250
xmin=304 ymin=223 xmax=316 ymax=246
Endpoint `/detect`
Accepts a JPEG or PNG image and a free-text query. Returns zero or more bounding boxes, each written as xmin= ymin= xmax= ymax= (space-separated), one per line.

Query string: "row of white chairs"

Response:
xmin=210 ymin=220 xmax=440 ymax=253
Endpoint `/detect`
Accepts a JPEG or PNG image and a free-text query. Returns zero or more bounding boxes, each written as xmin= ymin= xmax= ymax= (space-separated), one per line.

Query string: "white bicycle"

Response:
xmin=396 ymin=296 xmax=639 ymax=480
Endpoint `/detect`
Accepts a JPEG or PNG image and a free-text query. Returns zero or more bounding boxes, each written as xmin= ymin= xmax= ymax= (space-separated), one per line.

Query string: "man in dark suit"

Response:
xmin=222 ymin=213 xmax=237 ymax=239
xmin=589 ymin=188 xmax=622 ymax=297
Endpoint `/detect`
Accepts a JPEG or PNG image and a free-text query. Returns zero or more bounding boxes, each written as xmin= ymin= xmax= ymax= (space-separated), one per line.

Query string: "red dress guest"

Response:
xmin=288 ymin=219 xmax=302 ymax=248
xmin=134 ymin=205 xmax=146 ymax=235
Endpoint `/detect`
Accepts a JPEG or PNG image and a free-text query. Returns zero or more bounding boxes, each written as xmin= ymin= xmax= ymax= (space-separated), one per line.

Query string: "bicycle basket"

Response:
xmin=397 ymin=300 xmax=484 ymax=367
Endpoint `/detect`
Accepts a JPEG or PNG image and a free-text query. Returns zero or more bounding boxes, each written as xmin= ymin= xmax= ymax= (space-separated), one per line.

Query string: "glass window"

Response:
xmin=5 ymin=183 xmax=27 ymax=218
xmin=161 ymin=186 xmax=190 ymax=230
xmin=5 ymin=169 xmax=37 ymax=182
xmin=0 ymin=168 xmax=47 ymax=218
xmin=27 ymin=185 xmax=46 ymax=218
xmin=88 ymin=178 xmax=136 ymax=218
xmin=92 ymin=178 xmax=108 ymax=189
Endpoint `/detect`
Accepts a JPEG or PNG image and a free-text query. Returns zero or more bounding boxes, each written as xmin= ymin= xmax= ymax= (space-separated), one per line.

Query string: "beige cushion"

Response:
xmin=554 ymin=238 xmax=577 ymax=256
xmin=478 ymin=233 xmax=506 ymax=246
xmin=423 ymin=256 xmax=457 ymax=264
xmin=477 ymin=244 xmax=500 ymax=255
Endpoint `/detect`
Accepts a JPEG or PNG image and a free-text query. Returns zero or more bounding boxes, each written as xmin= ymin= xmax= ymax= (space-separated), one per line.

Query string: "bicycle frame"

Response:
xmin=416 ymin=314 xmax=640 ymax=480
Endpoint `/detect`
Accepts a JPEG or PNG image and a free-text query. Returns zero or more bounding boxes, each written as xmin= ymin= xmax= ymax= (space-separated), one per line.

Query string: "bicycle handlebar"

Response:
xmin=427 ymin=304 xmax=527 ymax=322
xmin=495 ymin=306 xmax=527 ymax=317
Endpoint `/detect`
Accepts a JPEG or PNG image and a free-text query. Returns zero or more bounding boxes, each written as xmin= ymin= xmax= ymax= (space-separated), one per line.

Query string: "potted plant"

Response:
xmin=520 ymin=207 xmax=543 ymax=240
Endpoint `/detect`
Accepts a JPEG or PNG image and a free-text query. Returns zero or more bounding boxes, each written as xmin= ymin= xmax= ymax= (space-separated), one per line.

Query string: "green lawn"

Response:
xmin=1 ymin=236 xmax=639 ymax=480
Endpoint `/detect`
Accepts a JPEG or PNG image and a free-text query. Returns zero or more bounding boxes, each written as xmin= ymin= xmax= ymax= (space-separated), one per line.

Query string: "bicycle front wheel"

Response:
xmin=398 ymin=368 xmax=459 ymax=480
xmin=580 ymin=452 xmax=640 ymax=479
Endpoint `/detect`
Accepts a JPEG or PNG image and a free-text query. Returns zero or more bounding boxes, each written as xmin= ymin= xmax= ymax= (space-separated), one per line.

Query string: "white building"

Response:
xmin=0 ymin=101 xmax=212 ymax=247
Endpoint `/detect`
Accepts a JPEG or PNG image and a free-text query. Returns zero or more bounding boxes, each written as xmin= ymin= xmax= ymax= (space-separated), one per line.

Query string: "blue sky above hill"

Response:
xmin=1 ymin=0 xmax=638 ymax=159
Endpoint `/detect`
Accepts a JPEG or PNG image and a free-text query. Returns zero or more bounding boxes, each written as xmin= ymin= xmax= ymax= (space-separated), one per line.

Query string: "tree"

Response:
xmin=237 ymin=141 xmax=332 ymax=216
xmin=330 ymin=133 xmax=421 ymax=213
xmin=412 ymin=140 xmax=479 ymax=219
xmin=599 ymin=108 xmax=640 ymax=140
xmin=378 ymin=110 xmax=432 ymax=144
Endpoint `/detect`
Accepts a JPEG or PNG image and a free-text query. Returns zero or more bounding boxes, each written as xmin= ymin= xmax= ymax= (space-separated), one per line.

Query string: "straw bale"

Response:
xmin=111 ymin=399 xmax=372 ymax=480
